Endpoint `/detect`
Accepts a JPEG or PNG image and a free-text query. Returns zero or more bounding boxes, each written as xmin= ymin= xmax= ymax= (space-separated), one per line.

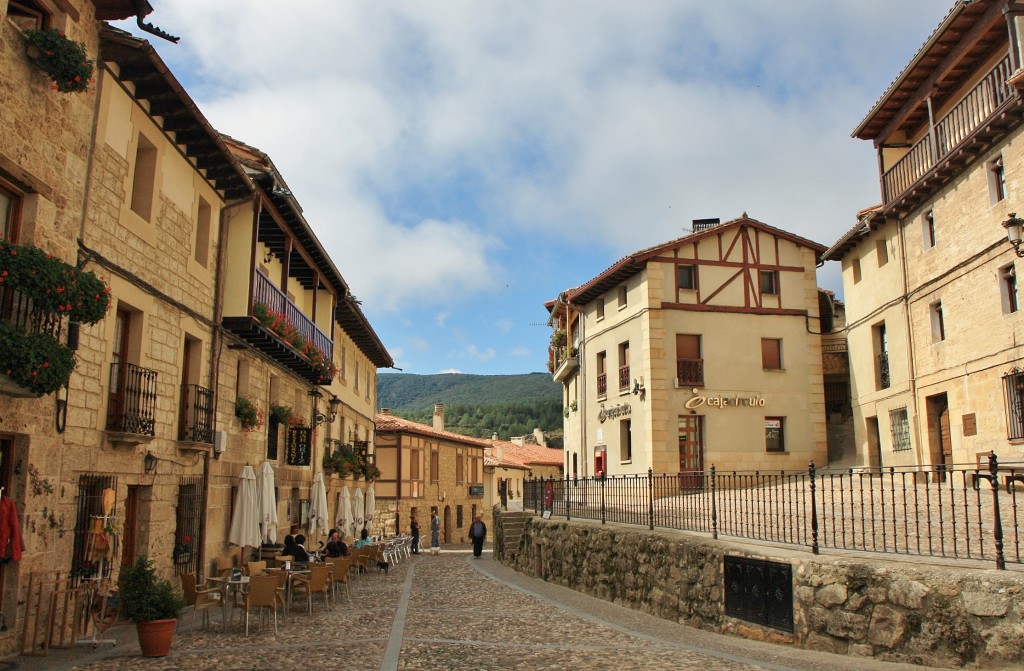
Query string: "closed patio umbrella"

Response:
xmin=228 ymin=464 xmax=261 ymax=550
xmin=365 ymin=485 xmax=376 ymax=536
xmin=354 ymin=488 xmax=365 ymax=535
xmin=338 ymin=486 xmax=354 ymax=541
xmin=257 ymin=461 xmax=278 ymax=545
xmin=308 ymin=472 xmax=330 ymax=541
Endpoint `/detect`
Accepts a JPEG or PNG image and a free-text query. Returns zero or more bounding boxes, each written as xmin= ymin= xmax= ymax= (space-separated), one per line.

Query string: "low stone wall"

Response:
xmin=493 ymin=511 xmax=1024 ymax=668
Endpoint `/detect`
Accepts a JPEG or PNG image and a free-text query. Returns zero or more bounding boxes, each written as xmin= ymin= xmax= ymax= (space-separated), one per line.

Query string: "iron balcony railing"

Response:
xmin=677 ymin=358 xmax=704 ymax=387
xmin=525 ymin=453 xmax=1024 ymax=570
xmin=252 ymin=270 xmax=333 ymax=364
xmin=882 ymin=54 xmax=1014 ymax=204
xmin=178 ymin=384 xmax=214 ymax=444
xmin=877 ymin=352 xmax=891 ymax=389
xmin=0 ymin=285 xmax=64 ymax=338
xmin=596 ymin=373 xmax=607 ymax=397
xmin=106 ymin=362 xmax=157 ymax=435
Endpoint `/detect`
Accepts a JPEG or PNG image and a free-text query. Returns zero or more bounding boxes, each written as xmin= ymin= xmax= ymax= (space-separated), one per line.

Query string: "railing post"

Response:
xmin=565 ymin=472 xmax=570 ymax=522
xmin=647 ymin=467 xmax=654 ymax=531
xmin=710 ymin=465 xmax=718 ymax=540
xmin=600 ymin=473 xmax=606 ymax=524
xmin=989 ymin=452 xmax=1006 ymax=570
xmin=809 ymin=461 xmax=819 ymax=555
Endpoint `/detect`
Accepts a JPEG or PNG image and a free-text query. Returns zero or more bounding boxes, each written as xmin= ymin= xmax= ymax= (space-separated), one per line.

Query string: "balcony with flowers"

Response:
xmin=0 ymin=239 xmax=110 ymax=397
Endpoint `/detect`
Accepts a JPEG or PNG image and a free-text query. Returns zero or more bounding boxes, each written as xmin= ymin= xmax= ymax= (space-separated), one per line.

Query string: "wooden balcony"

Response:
xmin=676 ymin=358 xmax=704 ymax=387
xmin=223 ymin=271 xmax=334 ymax=384
xmin=618 ymin=365 xmax=631 ymax=392
xmin=551 ymin=346 xmax=578 ymax=383
xmin=882 ymin=55 xmax=1015 ymax=207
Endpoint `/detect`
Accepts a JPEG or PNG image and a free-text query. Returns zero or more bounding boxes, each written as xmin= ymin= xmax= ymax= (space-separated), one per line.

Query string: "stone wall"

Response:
xmin=494 ymin=511 xmax=1024 ymax=668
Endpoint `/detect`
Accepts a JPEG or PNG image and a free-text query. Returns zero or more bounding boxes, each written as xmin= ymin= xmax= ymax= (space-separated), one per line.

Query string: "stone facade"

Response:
xmin=495 ymin=511 xmax=1024 ymax=668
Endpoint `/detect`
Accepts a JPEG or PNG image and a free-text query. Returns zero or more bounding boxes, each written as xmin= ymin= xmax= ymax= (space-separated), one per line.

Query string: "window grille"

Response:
xmin=173 ymin=477 xmax=203 ymax=575
xmin=1003 ymin=368 xmax=1024 ymax=441
xmin=890 ymin=407 xmax=911 ymax=451
xmin=71 ymin=474 xmax=117 ymax=586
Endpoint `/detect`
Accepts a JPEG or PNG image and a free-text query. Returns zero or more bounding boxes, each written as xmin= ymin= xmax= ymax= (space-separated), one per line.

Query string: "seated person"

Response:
xmin=292 ymin=534 xmax=311 ymax=562
xmin=280 ymin=534 xmax=299 ymax=561
xmin=325 ymin=529 xmax=349 ymax=557
xmin=353 ymin=528 xmax=372 ymax=549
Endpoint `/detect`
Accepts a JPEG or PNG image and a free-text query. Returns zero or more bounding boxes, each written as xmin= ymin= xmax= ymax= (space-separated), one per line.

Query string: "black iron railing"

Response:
xmin=178 ymin=384 xmax=213 ymax=443
xmin=70 ymin=474 xmax=117 ymax=585
xmin=877 ymin=352 xmax=890 ymax=389
xmin=0 ymin=285 xmax=64 ymax=338
xmin=173 ymin=477 xmax=203 ymax=575
xmin=677 ymin=358 xmax=704 ymax=386
xmin=252 ymin=270 xmax=332 ymax=364
xmin=106 ymin=362 xmax=157 ymax=435
xmin=525 ymin=454 xmax=1023 ymax=569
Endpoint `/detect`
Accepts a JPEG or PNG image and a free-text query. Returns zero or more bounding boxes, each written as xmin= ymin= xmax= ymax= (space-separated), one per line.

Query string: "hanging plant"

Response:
xmin=0 ymin=239 xmax=111 ymax=324
xmin=268 ymin=403 xmax=294 ymax=426
xmin=234 ymin=396 xmax=263 ymax=432
xmin=23 ymin=28 xmax=94 ymax=93
xmin=550 ymin=329 xmax=567 ymax=348
xmin=0 ymin=321 xmax=75 ymax=395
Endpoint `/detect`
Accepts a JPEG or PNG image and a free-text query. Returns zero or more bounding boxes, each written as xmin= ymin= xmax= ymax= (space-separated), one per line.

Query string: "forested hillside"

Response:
xmin=377 ymin=372 xmax=562 ymax=439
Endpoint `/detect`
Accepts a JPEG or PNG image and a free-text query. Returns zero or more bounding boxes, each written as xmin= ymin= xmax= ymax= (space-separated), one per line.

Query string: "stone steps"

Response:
xmin=500 ymin=511 xmax=528 ymax=560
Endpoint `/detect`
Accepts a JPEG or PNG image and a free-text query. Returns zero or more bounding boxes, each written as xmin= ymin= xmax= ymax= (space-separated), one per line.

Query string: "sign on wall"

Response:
xmin=684 ymin=389 xmax=765 ymax=410
xmin=287 ymin=427 xmax=312 ymax=466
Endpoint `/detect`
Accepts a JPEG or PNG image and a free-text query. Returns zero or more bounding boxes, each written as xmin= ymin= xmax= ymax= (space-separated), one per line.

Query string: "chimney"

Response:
xmin=533 ymin=428 xmax=546 ymax=447
xmin=432 ymin=403 xmax=445 ymax=431
xmin=381 ymin=408 xmax=392 ymax=415
xmin=691 ymin=217 xmax=720 ymax=232
xmin=496 ymin=442 xmax=505 ymax=461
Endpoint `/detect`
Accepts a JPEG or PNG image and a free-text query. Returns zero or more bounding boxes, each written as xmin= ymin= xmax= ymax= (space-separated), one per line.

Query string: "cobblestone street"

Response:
xmin=9 ymin=546 xmax=967 ymax=671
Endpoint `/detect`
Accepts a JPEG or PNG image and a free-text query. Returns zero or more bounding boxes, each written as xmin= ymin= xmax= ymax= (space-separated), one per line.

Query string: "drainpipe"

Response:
xmin=896 ymin=215 xmax=922 ymax=464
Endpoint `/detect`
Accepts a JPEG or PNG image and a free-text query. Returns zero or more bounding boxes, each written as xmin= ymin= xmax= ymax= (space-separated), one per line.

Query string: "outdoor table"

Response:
xmin=277 ymin=567 xmax=310 ymax=613
xmin=208 ymin=574 xmax=249 ymax=623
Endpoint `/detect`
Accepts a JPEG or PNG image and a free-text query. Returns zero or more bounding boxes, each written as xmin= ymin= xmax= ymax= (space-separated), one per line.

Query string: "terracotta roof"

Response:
xmin=484 ymin=453 xmax=528 ymax=470
xmin=566 ymin=214 xmax=827 ymax=306
xmin=501 ymin=441 xmax=563 ymax=467
xmin=821 ymin=205 xmax=884 ymax=262
xmin=374 ymin=414 xmax=490 ymax=448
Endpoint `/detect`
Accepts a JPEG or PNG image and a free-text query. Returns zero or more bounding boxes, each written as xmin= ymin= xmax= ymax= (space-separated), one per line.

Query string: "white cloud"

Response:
xmin=435 ymin=312 xmax=451 ymax=328
xmin=464 ymin=345 xmax=496 ymax=363
xmin=496 ymin=319 xmax=513 ymax=334
xmin=510 ymin=346 xmax=530 ymax=357
xmin=437 ymin=368 xmax=463 ymax=375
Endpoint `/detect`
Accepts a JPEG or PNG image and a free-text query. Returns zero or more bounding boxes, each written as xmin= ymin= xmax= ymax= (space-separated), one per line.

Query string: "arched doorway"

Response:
xmin=443 ymin=505 xmax=451 ymax=544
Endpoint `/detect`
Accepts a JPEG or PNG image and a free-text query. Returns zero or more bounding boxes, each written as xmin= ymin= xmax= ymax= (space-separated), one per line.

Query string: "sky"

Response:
xmin=118 ymin=1 xmax=951 ymax=376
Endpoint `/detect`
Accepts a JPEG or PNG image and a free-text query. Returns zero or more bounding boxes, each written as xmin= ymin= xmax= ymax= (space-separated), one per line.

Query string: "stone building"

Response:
xmin=546 ymin=215 xmax=830 ymax=478
xmin=0 ymin=3 xmax=391 ymax=653
xmin=374 ymin=406 xmax=486 ymax=542
xmin=822 ymin=0 xmax=1024 ymax=468
xmin=484 ymin=436 xmax=563 ymax=511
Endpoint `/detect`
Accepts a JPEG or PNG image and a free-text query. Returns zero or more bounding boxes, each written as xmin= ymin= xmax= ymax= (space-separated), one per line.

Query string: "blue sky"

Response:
xmin=120 ymin=1 xmax=950 ymax=375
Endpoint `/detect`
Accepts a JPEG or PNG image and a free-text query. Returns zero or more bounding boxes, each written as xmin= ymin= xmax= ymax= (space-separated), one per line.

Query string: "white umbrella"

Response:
xmin=228 ymin=464 xmax=261 ymax=549
xmin=308 ymin=472 xmax=330 ymax=540
xmin=354 ymin=488 xmax=365 ymax=535
xmin=365 ymin=485 xmax=376 ymax=536
xmin=337 ymin=486 xmax=354 ymax=541
xmin=257 ymin=461 xmax=278 ymax=545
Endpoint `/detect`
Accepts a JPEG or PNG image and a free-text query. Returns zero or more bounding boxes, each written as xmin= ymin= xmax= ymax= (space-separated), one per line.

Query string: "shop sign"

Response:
xmin=684 ymin=389 xmax=765 ymax=410
xmin=598 ymin=402 xmax=631 ymax=422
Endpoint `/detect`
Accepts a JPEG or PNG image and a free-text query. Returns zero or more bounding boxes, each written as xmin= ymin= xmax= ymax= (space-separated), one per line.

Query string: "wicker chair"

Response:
xmin=180 ymin=573 xmax=227 ymax=631
xmin=290 ymin=564 xmax=331 ymax=614
xmin=325 ymin=557 xmax=351 ymax=600
xmin=239 ymin=574 xmax=282 ymax=636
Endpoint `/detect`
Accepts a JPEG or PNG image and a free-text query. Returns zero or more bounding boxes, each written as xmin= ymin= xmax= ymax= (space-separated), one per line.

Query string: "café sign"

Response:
xmin=598 ymin=402 xmax=631 ymax=422
xmin=684 ymin=389 xmax=765 ymax=410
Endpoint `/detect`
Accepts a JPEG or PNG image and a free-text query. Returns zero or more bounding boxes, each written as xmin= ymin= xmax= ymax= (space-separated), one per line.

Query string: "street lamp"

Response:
xmin=1003 ymin=213 xmax=1024 ymax=257
xmin=310 ymin=389 xmax=341 ymax=427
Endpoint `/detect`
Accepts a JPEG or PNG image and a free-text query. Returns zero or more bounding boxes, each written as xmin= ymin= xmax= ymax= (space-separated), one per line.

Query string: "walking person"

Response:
xmin=410 ymin=515 xmax=421 ymax=554
xmin=469 ymin=513 xmax=487 ymax=559
xmin=429 ymin=510 xmax=441 ymax=554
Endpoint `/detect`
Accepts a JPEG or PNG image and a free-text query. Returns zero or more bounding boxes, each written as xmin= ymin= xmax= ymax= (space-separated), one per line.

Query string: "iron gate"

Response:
xmin=173 ymin=476 xmax=203 ymax=575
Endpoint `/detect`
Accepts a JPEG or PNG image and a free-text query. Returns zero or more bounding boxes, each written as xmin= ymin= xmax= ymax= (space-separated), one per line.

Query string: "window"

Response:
xmin=930 ymin=300 xmax=945 ymax=342
xmin=194 ymin=196 xmax=211 ymax=267
xmin=873 ymin=322 xmax=889 ymax=390
xmin=759 ymin=270 xmax=778 ymax=295
xmin=923 ymin=211 xmax=936 ymax=250
xmin=765 ymin=417 xmax=785 ymax=452
xmin=596 ymin=298 xmax=605 ymax=320
xmin=617 ymin=285 xmax=627 ymax=308
xmin=889 ymin=407 xmax=911 ymax=451
xmin=619 ymin=419 xmax=632 ymax=462
xmin=596 ymin=351 xmax=607 ymax=397
xmin=852 ymin=257 xmax=862 ymax=284
xmin=989 ymin=156 xmax=1006 ymax=203
xmin=7 ymin=1 xmax=50 ymax=30
xmin=618 ymin=342 xmax=630 ymax=392
xmin=456 ymin=505 xmax=464 ymax=528
xmin=429 ymin=450 xmax=439 ymax=483
xmin=676 ymin=334 xmax=703 ymax=386
xmin=0 ymin=181 xmax=21 ymax=242
xmin=130 ymin=133 xmax=157 ymax=221
xmin=761 ymin=338 xmax=782 ymax=370
xmin=410 ymin=449 xmax=421 ymax=481
xmin=678 ymin=264 xmax=697 ymax=290
xmin=1001 ymin=264 xmax=1018 ymax=314
xmin=456 ymin=453 xmax=464 ymax=484
xmin=354 ymin=359 xmax=360 ymax=391
xmin=1002 ymin=368 xmax=1024 ymax=440
xmin=876 ymin=239 xmax=889 ymax=267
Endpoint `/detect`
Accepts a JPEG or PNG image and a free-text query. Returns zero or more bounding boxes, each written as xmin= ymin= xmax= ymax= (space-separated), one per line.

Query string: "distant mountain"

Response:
xmin=376 ymin=372 xmax=563 ymax=440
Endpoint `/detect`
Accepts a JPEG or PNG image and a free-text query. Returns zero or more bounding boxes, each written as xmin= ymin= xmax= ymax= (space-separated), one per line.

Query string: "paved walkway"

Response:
xmin=6 ymin=545 xmax=1002 ymax=671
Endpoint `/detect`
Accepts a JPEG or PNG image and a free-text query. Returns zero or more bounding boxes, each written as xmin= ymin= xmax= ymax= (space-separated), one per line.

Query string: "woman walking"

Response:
xmin=429 ymin=510 xmax=441 ymax=554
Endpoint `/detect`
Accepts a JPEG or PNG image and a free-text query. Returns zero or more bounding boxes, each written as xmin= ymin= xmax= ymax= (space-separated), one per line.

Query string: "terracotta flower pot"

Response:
xmin=135 ymin=619 xmax=176 ymax=657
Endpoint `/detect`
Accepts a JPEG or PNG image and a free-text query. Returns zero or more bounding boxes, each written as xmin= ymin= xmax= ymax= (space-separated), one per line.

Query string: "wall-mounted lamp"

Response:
xmin=1004 ymin=213 xmax=1024 ymax=257
xmin=310 ymin=389 xmax=341 ymax=427
xmin=632 ymin=376 xmax=646 ymax=397
xmin=143 ymin=451 xmax=158 ymax=474
xmin=263 ymin=251 xmax=273 ymax=264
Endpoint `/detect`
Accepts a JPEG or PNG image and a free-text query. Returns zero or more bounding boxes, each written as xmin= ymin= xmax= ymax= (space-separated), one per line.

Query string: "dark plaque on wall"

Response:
xmin=287 ymin=427 xmax=312 ymax=466
xmin=724 ymin=555 xmax=793 ymax=632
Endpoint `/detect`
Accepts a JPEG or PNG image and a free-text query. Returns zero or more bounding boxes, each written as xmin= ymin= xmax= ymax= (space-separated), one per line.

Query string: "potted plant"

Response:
xmin=23 ymin=28 xmax=93 ymax=93
xmin=117 ymin=557 xmax=186 ymax=657
xmin=234 ymin=396 xmax=262 ymax=432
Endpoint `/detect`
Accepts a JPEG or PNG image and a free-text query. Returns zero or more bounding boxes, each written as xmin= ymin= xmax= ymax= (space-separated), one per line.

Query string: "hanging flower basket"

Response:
xmin=23 ymin=28 xmax=94 ymax=93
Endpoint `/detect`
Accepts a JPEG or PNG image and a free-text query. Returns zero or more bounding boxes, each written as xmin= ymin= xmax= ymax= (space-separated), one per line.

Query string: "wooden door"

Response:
xmin=678 ymin=416 xmax=704 ymax=491
xmin=121 ymin=486 xmax=139 ymax=568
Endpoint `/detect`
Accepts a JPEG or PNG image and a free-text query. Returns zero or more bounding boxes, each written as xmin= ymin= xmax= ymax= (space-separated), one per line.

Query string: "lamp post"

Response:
xmin=1003 ymin=213 xmax=1024 ymax=257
